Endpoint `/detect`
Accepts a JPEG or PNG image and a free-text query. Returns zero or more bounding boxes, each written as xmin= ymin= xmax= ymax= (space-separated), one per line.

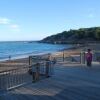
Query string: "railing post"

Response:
xmin=35 ymin=63 xmax=40 ymax=81
xmin=63 ymin=51 xmax=64 ymax=62
xmin=80 ymin=51 xmax=85 ymax=64
xmin=83 ymin=52 xmax=85 ymax=64
xmin=29 ymin=56 xmax=32 ymax=66
xmin=45 ymin=61 xmax=50 ymax=78
xmin=80 ymin=52 xmax=82 ymax=64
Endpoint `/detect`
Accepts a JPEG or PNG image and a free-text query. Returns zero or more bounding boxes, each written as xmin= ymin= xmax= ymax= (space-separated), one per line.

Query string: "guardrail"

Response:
xmin=53 ymin=51 xmax=81 ymax=63
xmin=1 ymin=51 xmax=99 ymax=92
xmin=29 ymin=55 xmax=55 ymax=81
xmin=0 ymin=55 xmax=55 ymax=92
xmin=0 ymin=66 xmax=31 ymax=91
xmin=53 ymin=50 xmax=100 ymax=64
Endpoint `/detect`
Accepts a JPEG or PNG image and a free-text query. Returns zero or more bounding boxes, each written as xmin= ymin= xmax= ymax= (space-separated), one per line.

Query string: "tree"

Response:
xmin=95 ymin=28 xmax=100 ymax=40
xmin=76 ymin=29 xmax=85 ymax=39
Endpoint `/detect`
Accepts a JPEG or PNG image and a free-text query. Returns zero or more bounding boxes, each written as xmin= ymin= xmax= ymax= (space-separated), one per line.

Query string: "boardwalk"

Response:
xmin=0 ymin=63 xmax=100 ymax=100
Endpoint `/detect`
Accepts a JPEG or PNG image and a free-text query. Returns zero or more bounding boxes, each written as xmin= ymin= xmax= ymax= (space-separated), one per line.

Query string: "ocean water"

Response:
xmin=0 ymin=41 xmax=71 ymax=60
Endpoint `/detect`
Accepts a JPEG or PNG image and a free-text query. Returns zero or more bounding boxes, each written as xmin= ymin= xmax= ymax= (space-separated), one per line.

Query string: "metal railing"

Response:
xmin=1 ymin=50 xmax=99 ymax=92
xmin=53 ymin=51 xmax=81 ymax=63
xmin=53 ymin=50 xmax=100 ymax=64
xmin=80 ymin=50 xmax=100 ymax=64
xmin=0 ymin=55 xmax=55 ymax=92
xmin=29 ymin=55 xmax=55 ymax=80
xmin=0 ymin=66 xmax=32 ymax=91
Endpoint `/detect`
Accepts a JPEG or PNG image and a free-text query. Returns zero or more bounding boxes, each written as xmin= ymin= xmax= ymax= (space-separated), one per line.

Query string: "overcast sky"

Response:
xmin=0 ymin=0 xmax=100 ymax=41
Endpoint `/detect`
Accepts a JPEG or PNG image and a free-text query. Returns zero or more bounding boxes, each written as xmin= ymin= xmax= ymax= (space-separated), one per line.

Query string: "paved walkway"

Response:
xmin=0 ymin=63 xmax=100 ymax=100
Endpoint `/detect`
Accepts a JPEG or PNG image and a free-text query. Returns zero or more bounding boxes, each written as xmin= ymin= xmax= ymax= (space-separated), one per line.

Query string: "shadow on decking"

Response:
xmin=0 ymin=63 xmax=100 ymax=100
xmin=1 ymin=86 xmax=100 ymax=100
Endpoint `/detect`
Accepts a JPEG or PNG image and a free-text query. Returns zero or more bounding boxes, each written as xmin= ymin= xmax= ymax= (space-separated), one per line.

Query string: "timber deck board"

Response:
xmin=0 ymin=63 xmax=100 ymax=100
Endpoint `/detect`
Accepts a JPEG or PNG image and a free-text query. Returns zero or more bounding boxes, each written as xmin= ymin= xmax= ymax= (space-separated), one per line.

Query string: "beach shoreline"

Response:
xmin=0 ymin=43 xmax=100 ymax=72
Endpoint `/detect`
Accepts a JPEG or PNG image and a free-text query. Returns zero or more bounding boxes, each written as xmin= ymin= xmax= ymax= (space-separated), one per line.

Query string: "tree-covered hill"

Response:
xmin=40 ymin=27 xmax=100 ymax=44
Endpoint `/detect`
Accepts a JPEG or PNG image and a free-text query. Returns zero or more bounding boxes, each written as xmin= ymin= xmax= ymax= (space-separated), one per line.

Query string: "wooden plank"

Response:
xmin=0 ymin=63 xmax=100 ymax=100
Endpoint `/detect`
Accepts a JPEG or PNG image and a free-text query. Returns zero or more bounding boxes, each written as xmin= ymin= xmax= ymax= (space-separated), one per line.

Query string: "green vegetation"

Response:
xmin=40 ymin=27 xmax=100 ymax=44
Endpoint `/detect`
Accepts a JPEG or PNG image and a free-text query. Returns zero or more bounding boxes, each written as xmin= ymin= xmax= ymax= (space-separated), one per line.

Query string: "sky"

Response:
xmin=0 ymin=0 xmax=100 ymax=41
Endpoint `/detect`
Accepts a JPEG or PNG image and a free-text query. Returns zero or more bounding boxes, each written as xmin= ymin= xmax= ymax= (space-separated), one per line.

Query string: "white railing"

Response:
xmin=0 ymin=55 xmax=55 ymax=92
xmin=0 ymin=66 xmax=32 ymax=91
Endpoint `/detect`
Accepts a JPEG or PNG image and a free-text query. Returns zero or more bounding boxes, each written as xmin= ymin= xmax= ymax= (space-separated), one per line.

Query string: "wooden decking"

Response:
xmin=0 ymin=62 xmax=100 ymax=100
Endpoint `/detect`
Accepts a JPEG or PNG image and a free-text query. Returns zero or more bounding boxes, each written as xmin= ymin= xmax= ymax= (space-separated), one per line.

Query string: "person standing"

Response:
xmin=86 ymin=49 xmax=92 ymax=67
xmin=32 ymin=63 xmax=40 ymax=82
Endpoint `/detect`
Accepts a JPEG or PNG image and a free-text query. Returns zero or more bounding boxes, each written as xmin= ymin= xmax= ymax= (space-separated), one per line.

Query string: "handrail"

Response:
xmin=0 ymin=66 xmax=29 ymax=73
xmin=0 ymin=58 xmax=55 ymax=91
xmin=0 ymin=66 xmax=31 ymax=91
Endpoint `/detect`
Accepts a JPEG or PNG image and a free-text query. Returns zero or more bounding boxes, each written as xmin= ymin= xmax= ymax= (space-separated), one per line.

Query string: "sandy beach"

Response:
xmin=0 ymin=58 xmax=29 ymax=72
xmin=0 ymin=43 xmax=100 ymax=72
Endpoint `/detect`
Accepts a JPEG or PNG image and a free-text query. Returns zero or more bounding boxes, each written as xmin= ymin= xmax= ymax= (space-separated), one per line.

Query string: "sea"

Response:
xmin=0 ymin=41 xmax=71 ymax=61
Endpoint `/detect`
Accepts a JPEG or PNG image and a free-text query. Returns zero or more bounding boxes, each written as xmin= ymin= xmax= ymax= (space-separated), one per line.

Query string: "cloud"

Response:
xmin=10 ymin=24 xmax=20 ymax=32
xmin=0 ymin=17 xmax=20 ymax=32
xmin=10 ymin=24 xmax=19 ymax=28
xmin=0 ymin=18 xmax=10 ymax=24
xmin=88 ymin=13 xmax=95 ymax=18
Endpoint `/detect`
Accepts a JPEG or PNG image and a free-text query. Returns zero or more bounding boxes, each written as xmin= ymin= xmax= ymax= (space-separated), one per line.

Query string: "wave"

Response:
xmin=0 ymin=41 xmax=71 ymax=61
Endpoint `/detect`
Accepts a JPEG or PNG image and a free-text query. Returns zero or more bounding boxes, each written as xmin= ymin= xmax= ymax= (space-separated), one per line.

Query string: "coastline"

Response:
xmin=0 ymin=43 xmax=100 ymax=72
xmin=0 ymin=44 xmax=74 ymax=72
